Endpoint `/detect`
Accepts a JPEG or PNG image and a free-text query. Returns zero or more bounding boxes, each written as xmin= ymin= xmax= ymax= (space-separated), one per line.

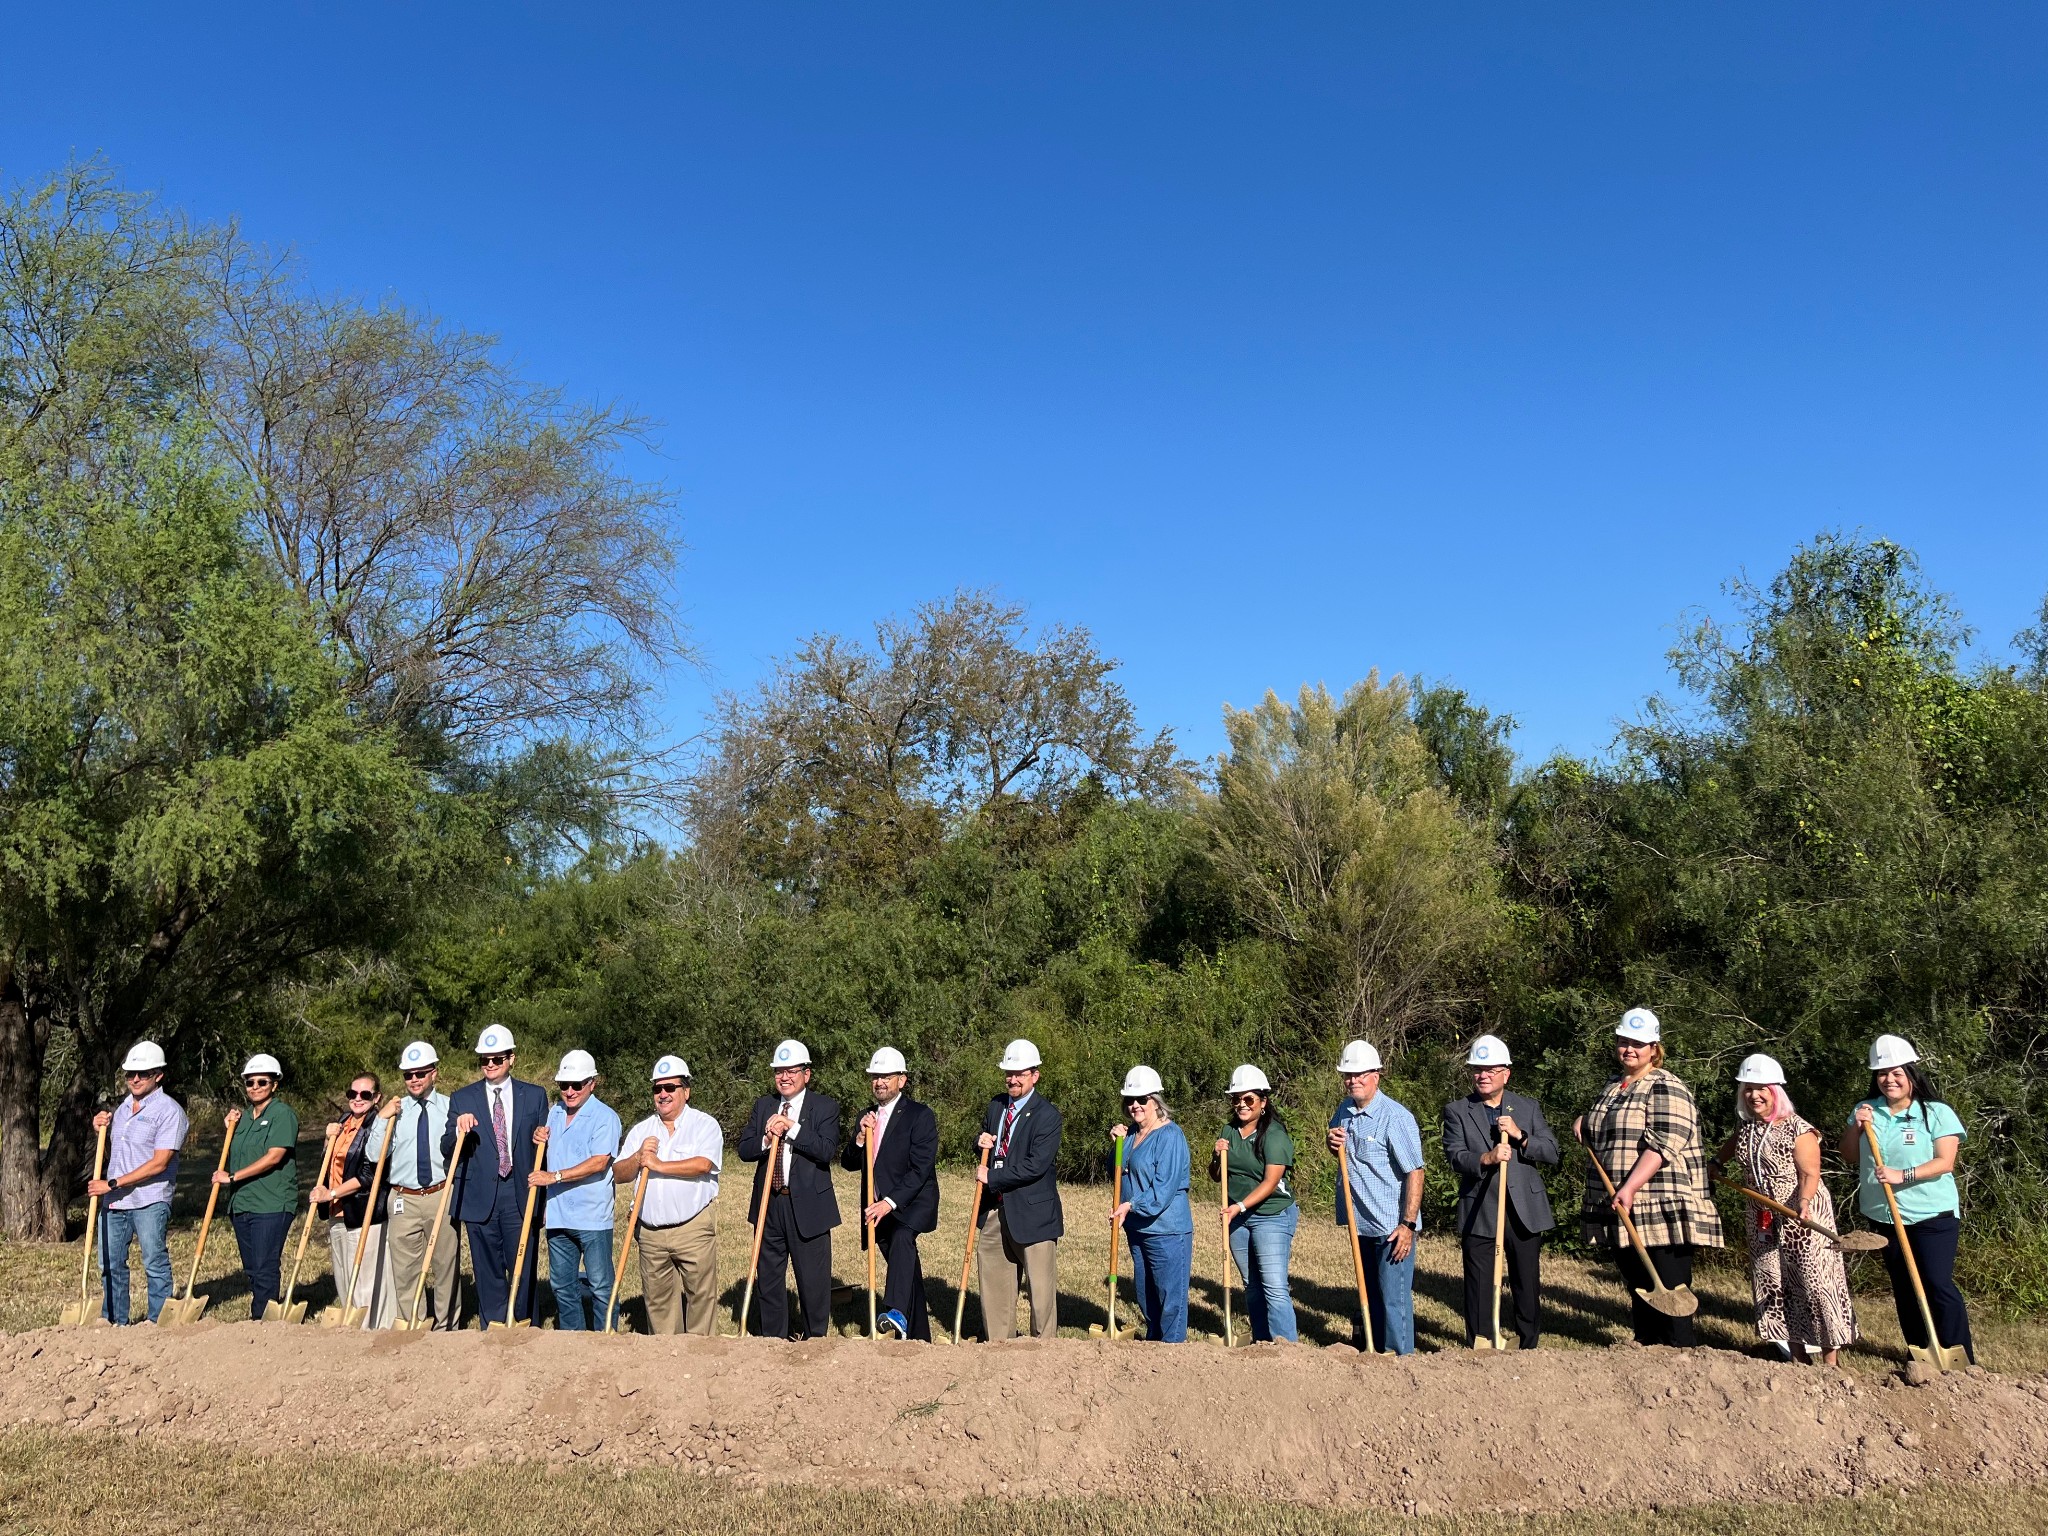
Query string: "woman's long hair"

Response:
xmin=1869 ymin=1061 xmax=1943 ymax=1108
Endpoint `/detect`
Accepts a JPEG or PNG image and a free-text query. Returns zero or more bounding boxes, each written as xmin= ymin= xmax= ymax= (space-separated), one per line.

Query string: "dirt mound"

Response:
xmin=2 ymin=1325 xmax=2046 ymax=1514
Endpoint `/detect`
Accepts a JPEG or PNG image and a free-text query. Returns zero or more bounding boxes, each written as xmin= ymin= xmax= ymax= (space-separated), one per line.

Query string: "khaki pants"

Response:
xmin=977 ymin=1206 xmax=1057 ymax=1339
xmin=385 ymin=1191 xmax=460 ymax=1328
xmin=638 ymin=1208 xmax=718 ymax=1335
xmin=325 ymin=1220 xmax=397 ymax=1328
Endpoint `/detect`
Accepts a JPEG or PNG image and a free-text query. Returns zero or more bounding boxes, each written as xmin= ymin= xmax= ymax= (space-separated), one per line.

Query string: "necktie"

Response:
xmin=770 ymin=1099 xmax=791 ymax=1190
xmin=493 ymin=1088 xmax=511 ymax=1178
xmin=415 ymin=1100 xmax=432 ymax=1188
xmin=999 ymin=1102 xmax=1018 ymax=1158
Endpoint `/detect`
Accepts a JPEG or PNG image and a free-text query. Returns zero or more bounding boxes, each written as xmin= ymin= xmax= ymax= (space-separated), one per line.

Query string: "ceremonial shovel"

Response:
xmin=1337 ymin=1130 xmax=1376 ymax=1354
xmin=737 ymin=1132 xmax=780 ymax=1337
xmin=488 ymin=1128 xmax=544 ymax=1330
xmin=162 ymin=1130 xmax=236 ymax=1326
xmin=1087 ymin=1135 xmax=1139 ymax=1339
xmin=318 ymin=1126 xmax=392 ymax=1328
xmin=950 ymin=1144 xmax=990 ymax=1344
xmin=1217 ymin=1140 xmax=1235 ymax=1347
xmin=864 ymin=1131 xmax=880 ymax=1339
xmin=1863 ymin=1121 xmax=1965 ymax=1373
xmin=606 ymin=1165 xmax=649 ymax=1334
xmin=263 ymin=1125 xmax=338 ymax=1322
xmin=394 ymin=1127 xmax=466 ymax=1331
xmin=1472 ymin=1125 xmax=1511 ymax=1350
xmin=60 ymin=1119 xmax=111 ymax=1327
xmin=1581 ymin=1142 xmax=1697 ymax=1318
xmin=1713 ymin=1173 xmax=1887 ymax=1253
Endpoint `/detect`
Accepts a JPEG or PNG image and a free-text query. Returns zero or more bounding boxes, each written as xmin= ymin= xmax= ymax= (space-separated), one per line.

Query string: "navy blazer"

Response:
xmin=442 ymin=1076 xmax=550 ymax=1225
xmin=840 ymin=1095 xmax=940 ymax=1240
xmin=740 ymin=1089 xmax=842 ymax=1241
xmin=982 ymin=1093 xmax=1063 ymax=1245
xmin=1441 ymin=1089 xmax=1559 ymax=1239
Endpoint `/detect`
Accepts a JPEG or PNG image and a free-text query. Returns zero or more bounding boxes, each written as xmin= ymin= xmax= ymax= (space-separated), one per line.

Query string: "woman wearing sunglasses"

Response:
xmin=1110 ymin=1065 xmax=1193 ymax=1342
xmin=219 ymin=1054 xmax=302 ymax=1321
xmin=310 ymin=1071 xmax=396 ymax=1327
xmin=1212 ymin=1064 xmax=1299 ymax=1341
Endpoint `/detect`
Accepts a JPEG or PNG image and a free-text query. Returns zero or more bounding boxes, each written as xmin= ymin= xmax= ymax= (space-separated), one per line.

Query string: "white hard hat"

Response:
xmin=240 ymin=1053 xmax=282 ymax=1078
xmin=475 ymin=1024 xmax=516 ymax=1054
xmin=1119 ymin=1064 xmax=1164 ymax=1098
xmin=1466 ymin=1034 xmax=1512 ymax=1068
xmin=1869 ymin=1034 xmax=1920 ymax=1071
xmin=1336 ymin=1039 xmax=1383 ymax=1074
xmin=120 ymin=1041 xmax=167 ymax=1074
xmin=998 ymin=1038 xmax=1042 ymax=1071
xmin=1735 ymin=1052 xmax=1786 ymax=1085
xmin=867 ymin=1046 xmax=907 ymax=1075
xmin=1615 ymin=1007 xmax=1662 ymax=1043
xmin=650 ymin=1054 xmax=691 ymax=1082
xmin=770 ymin=1038 xmax=812 ymax=1068
xmin=555 ymin=1049 xmax=598 ymax=1082
xmin=1225 ymin=1063 xmax=1271 ymax=1096
xmin=399 ymin=1040 xmax=439 ymax=1071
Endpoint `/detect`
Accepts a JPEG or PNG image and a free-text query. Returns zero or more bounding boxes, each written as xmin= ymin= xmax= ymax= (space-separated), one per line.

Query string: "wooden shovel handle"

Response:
xmin=605 ymin=1167 xmax=649 ymax=1333
xmin=1863 ymin=1120 xmax=1945 ymax=1355
xmin=340 ymin=1124 xmax=393 ymax=1319
xmin=405 ymin=1127 xmax=465 ymax=1327
xmin=180 ymin=1131 xmax=237 ymax=1302
xmin=1714 ymin=1173 xmax=1848 ymax=1245
xmin=738 ymin=1132 xmax=780 ymax=1336
xmin=952 ymin=1145 xmax=990 ymax=1344
xmin=79 ymin=1120 xmax=111 ymax=1307
xmin=864 ymin=1132 xmax=879 ymax=1337
xmin=279 ymin=1126 xmax=339 ymax=1310
xmin=1337 ymin=1134 xmax=1375 ymax=1353
xmin=1581 ymin=1140 xmax=1660 ymax=1275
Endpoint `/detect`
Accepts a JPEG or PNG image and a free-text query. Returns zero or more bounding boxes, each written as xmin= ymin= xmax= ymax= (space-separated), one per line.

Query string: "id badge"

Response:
xmin=1902 ymin=1129 xmax=1918 ymax=1148
xmin=391 ymin=1196 xmax=405 ymax=1214
xmin=991 ymin=1157 xmax=1006 ymax=1173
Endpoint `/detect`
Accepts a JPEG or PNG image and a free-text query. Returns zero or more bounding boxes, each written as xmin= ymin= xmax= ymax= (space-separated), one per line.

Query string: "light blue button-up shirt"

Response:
xmin=106 ymin=1088 xmax=189 ymax=1211
xmin=1329 ymin=1091 xmax=1425 ymax=1238
xmin=366 ymin=1091 xmax=451 ymax=1188
xmin=544 ymin=1096 xmax=623 ymax=1232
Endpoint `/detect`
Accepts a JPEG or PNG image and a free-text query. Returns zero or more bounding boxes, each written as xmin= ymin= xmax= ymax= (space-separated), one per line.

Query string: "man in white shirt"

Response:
xmin=614 ymin=1055 xmax=723 ymax=1335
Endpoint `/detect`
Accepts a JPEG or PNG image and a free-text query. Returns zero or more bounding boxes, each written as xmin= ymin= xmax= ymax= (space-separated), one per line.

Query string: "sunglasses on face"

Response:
xmin=481 ymin=1054 xmax=511 ymax=1067
xmin=402 ymin=1068 xmax=435 ymax=1081
xmin=1230 ymin=1093 xmax=1262 ymax=1106
xmin=562 ymin=1078 xmax=595 ymax=1092
xmin=652 ymin=1082 xmax=686 ymax=1096
xmin=346 ymin=1089 xmax=378 ymax=1102
xmin=243 ymin=1076 xmax=274 ymax=1088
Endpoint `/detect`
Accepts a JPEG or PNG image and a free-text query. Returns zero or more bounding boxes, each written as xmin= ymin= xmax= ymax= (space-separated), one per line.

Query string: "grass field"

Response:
xmin=7 ymin=1113 xmax=2045 ymax=1373
xmin=2 ymin=1430 xmax=2047 ymax=1536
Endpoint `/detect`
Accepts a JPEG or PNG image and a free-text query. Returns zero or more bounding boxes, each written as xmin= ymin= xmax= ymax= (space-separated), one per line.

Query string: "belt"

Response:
xmin=771 ymin=1186 xmax=792 ymax=1197
xmin=638 ymin=1214 xmax=704 ymax=1231
xmin=391 ymin=1180 xmax=446 ymax=1195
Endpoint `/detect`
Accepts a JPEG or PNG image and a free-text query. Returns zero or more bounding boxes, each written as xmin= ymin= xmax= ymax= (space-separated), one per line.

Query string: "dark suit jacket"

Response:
xmin=442 ymin=1077 xmax=550 ymax=1225
xmin=840 ymin=1095 xmax=939 ymax=1242
xmin=982 ymin=1092 xmax=1063 ymax=1245
xmin=1441 ymin=1089 xmax=1559 ymax=1239
xmin=740 ymin=1089 xmax=842 ymax=1241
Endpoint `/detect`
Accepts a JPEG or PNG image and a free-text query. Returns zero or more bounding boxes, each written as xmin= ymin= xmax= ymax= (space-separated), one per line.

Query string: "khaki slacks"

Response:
xmin=385 ymin=1191 xmax=460 ymax=1329
xmin=638 ymin=1208 xmax=718 ymax=1335
xmin=976 ymin=1205 xmax=1057 ymax=1339
xmin=325 ymin=1219 xmax=397 ymax=1328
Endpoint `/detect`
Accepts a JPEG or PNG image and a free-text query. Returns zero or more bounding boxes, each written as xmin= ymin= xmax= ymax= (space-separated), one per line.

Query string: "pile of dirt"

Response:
xmin=2 ymin=1325 xmax=2045 ymax=1514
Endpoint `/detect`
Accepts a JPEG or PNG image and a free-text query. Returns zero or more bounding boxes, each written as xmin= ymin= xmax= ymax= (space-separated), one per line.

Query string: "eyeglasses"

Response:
xmin=652 ymin=1082 xmax=686 ymax=1096
xmin=1230 ymin=1093 xmax=1263 ymax=1105
xmin=402 ymin=1068 xmax=435 ymax=1081
xmin=345 ymin=1089 xmax=378 ymax=1102
xmin=242 ymin=1076 xmax=274 ymax=1088
xmin=481 ymin=1054 xmax=511 ymax=1067
xmin=1471 ymin=1065 xmax=1509 ymax=1075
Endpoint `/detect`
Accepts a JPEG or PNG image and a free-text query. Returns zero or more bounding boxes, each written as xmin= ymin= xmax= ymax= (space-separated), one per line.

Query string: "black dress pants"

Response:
xmin=757 ymin=1191 xmax=832 ymax=1338
xmin=1460 ymin=1209 xmax=1544 ymax=1348
xmin=1614 ymin=1243 xmax=1695 ymax=1347
xmin=872 ymin=1214 xmax=930 ymax=1340
xmin=1880 ymin=1213 xmax=1974 ymax=1364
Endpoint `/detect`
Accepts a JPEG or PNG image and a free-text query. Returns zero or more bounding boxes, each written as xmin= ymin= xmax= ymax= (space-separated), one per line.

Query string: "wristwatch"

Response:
xmin=1397 ymin=1219 xmax=1416 ymax=1233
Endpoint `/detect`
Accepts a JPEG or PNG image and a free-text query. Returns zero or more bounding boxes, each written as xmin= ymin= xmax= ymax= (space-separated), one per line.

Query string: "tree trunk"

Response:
xmin=0 ymin=964 xmax=65 ymax=1240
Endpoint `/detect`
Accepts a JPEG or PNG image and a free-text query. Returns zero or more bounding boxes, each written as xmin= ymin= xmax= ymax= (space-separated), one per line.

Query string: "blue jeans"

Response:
xmin=1228 ymin=1203 xmax=1299 ymax=1342
xmin=1353 ymin=1231 xmax=1417 ymax=1355
xmin=102 ymin=1201 xmax=174 ymax=1324
xmin=1125 ymin=1227 xmax=1191 ymax=1342
xmin=547 ymin=1228 xmax=616 ymax=1331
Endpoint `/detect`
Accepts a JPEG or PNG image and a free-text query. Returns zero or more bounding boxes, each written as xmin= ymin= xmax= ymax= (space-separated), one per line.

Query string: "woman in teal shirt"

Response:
xmin=1111 ymin=1065 xmax=1193 ymax=1342
xmin=1211 ymin=1063 xmax=1298 ymax=1342
xmin=1838 ymin=1034 xmax=1973 ymax=1365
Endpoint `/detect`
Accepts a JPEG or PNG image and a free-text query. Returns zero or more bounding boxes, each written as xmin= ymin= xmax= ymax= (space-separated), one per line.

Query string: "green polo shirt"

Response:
xmin=1850 ymin=1097 xmax=1964 ymax=1225
xmin=1222 ymin=1118 xmax=1296 ymax=1216
xmin=226 ymin=1098 xmax=300 ymax=1216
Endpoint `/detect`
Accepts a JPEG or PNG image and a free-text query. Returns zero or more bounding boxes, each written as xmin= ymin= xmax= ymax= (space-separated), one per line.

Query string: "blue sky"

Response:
xmin=5 ymin=4 xmax=2044 ymax=768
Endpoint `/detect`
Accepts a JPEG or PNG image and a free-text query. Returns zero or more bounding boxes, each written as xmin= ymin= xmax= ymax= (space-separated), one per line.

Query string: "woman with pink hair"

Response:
xmin=1712 ymin=1054 xmax=1857 ymax=1365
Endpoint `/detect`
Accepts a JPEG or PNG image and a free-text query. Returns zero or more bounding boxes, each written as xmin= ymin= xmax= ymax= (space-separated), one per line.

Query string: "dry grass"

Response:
xmin=8 ymin=1119 xmax=2046 ymax=1375
xmin=1 ymin=1429 xmax=2046 ymax=1536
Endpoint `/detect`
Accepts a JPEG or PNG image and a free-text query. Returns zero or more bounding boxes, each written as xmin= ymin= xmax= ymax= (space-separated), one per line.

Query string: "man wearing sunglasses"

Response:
xmin=313 ymin=1072 xmax=396 ymax=1326
xmin=445 ymin=1025 xmax=549 ymax=1327
xmin=536 ymin=1051 xmax=622 ymax=1330
xmin=615 ymin=1055 xmax=722 ymax=1334
xmin=88 ymin=1041 xmax=189 ymax=1324
xmin=368 ymin=1041 xmax=460 ymax=1328
xmin=220 ymin=1053 xmax=301 ymax=1321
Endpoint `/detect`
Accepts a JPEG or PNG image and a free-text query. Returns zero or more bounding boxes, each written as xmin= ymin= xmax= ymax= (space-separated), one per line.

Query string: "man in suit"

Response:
xmin=738 ymin=1038 xmax=841 ymax=1338
xmin=975 ymin=1038 xmax=1063 ymax=1339
xmin=1440 ymin=1033 xmax=1559 ymax=1349
xmin=842 ymin=1046 xmax=939 ymax=1340
xmin=443 ymin=1024 xmax=549 ymax=1328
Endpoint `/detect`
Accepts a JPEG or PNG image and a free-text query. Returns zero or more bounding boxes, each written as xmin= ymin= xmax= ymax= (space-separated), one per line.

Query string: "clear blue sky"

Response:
xmin=6 ymin=5 xmax=2044 ymax=766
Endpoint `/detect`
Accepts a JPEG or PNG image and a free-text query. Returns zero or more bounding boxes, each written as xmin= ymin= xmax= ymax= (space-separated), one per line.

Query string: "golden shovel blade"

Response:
xmin=260 ymin=1300 xmax=310 ymax=1324
xmin=1636 ymin=1284 xmax=1699 ymax=1319
xmin=57 ymin=1301 xmax=93 ymax=1327
xmin=160 ymin=1296 xmax=209 ymax=1327
xmin=1837 ymin=1231 xmax=1889 ymax=1253
xmin=1470 ymin=1335 xmax=1497 ymax=1350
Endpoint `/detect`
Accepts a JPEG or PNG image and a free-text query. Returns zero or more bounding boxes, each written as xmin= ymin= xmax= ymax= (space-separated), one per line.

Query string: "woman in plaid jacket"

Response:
xmin=1574 ymin=1007 xmax=1723 ymax=1346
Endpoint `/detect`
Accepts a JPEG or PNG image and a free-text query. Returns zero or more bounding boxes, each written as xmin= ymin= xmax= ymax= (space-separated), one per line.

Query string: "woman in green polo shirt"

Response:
xmin=1838 ymin=1033 xmax=1973 ymax=1366
xmin=220 ymin=1052 xmax=301 ymax=1321
xmin=1210 ymin=1064 xmax=1298 ymax=1342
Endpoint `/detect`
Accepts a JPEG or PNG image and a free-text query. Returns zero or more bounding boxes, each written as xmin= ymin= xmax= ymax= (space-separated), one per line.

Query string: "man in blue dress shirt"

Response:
xmin=1326 ymin=1038 xmax=1425 ymax=1355
xmin=534 ymin=1050 xmax=622 ymax=1329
